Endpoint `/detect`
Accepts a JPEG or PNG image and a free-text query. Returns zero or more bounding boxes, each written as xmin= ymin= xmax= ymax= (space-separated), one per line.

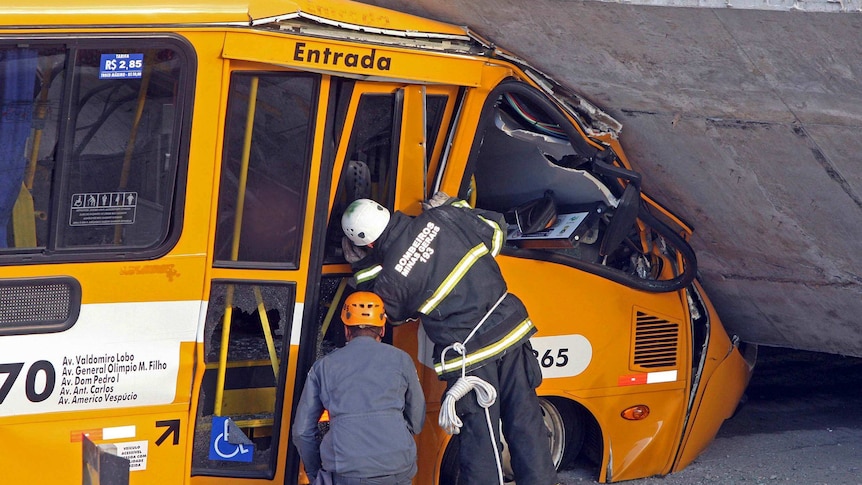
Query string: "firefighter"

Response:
xmin=340 ymin=196 xmax=559 ymax=485
xmin=292 ymin=291 xmax=425 ymax=485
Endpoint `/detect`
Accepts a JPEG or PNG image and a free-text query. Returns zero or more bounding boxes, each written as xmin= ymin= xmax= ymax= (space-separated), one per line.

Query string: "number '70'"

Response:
xmin=0 ymin=362 xmax=56 ymax=405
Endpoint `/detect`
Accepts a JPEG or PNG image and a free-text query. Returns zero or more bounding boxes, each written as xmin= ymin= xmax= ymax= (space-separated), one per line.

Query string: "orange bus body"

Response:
xmin=0 ymin=1 xmax=754 ymax=483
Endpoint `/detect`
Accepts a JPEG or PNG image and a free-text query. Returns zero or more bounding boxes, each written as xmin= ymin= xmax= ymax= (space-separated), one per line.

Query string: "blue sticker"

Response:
xmin=99 ymin=53 xmax=144 ymax=79
xmin=209 ymin=416 xmax=255 ymax=462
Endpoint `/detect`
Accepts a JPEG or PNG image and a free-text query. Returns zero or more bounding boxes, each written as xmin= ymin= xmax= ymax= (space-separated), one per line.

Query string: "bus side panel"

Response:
xmin=498 ymin=256 xmax=690 ymax=481
xmin=0 ymin=28 xmax=222 ymax=484
xmin=0 ymin=276 xmax=205 ymax=483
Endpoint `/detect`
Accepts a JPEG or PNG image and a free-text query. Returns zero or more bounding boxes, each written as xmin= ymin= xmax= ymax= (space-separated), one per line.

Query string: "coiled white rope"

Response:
xmin=438 ymin=345 xmax=498 ymax=435
xmin=437 ymin=294 xmax=508 ymax=485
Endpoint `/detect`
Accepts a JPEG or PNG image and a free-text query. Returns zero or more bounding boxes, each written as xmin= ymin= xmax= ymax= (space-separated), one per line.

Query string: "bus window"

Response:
xmin=191 ymin=280 xmax=295 ymax=477
xmin=325 ymin=90 xmax=449 ymax=262
xmin=213 ymin=73 xmax=317 ymax=267
xmin=325 ymin=92 xmax=396 ymax=261
xmin=0 ymin=42 xmax=189 ymax=256
xmin=58 ymin=46 xmax=185 ymax=250
xmin=343 ymin=94 xmax=397 ymax=205
xmin=332 ymin=92 xmax=447 ymax=208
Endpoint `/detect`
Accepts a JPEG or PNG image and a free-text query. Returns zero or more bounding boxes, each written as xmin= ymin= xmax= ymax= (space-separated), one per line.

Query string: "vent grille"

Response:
xmin=633 ymin=311 xmax=679 ymax=369
xmin=0 ymin=278 xmax=80 ymax=335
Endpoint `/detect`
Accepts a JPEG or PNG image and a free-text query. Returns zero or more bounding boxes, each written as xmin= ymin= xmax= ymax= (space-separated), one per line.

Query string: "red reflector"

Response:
xmin=71 ymin=429 xmax=103 ymax=442
xmin=618 ymin=373 xmax=647 ymax=386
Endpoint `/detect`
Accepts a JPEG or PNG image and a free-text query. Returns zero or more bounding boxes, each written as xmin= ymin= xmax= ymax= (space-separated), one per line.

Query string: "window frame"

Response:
xmin=0 ymin=34 xmax=196 ymax=265
xmin=212 ymin=70 xmax=320 ymax=270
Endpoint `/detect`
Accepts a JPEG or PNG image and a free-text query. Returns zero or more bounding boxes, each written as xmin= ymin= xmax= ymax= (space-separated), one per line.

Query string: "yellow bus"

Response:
xmin=0 ymin=0 xmax=755 ymax=483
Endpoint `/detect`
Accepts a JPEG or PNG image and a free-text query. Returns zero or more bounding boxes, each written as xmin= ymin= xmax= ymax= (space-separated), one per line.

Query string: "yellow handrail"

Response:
xmin=114 ymin=52 xmax=154 ymax=244
xmin=214 ymin=76 xmax=270 ymax=416
xmin=255 ymin=285 xmax=280 ymax=379
xmin=317 ymin=278 xmax=348 ymax=357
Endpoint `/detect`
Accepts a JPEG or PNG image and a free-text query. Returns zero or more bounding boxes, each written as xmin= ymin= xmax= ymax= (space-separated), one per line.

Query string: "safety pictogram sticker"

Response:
xmin=209 ymin=416 xmax=254 ymax=463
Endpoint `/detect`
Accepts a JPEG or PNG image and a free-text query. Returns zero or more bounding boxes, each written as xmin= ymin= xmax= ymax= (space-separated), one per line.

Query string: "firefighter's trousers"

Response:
xmin=445 ymin=342 xmax=558 ymax=485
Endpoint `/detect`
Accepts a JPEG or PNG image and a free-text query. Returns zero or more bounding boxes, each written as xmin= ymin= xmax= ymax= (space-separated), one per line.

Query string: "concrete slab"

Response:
xmin=360 ymin=0 xmax=862 ymax=356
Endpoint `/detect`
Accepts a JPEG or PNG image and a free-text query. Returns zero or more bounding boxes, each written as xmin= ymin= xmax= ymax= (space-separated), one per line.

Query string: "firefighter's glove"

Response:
xmin=422 ymin=191 xmax=451 ymax=211
xmin=341 ymin=236 xmax=369 ymax=264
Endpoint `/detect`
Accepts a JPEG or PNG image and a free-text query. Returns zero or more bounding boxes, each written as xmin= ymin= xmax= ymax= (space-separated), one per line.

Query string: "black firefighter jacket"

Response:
xmin=353 ymin=199 xmax=537 ymax=379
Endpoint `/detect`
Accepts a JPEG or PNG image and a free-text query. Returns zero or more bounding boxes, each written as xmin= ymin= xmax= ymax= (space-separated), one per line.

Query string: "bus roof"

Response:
xmin=0 ymin=0 xmax=621 ymax=137
xmin=0 ymin=0 xmax=468 ymax=37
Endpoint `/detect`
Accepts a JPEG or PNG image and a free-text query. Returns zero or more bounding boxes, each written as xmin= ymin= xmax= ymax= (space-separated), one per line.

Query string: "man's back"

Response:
xmin=293 ymin=336 xmax=424 ymax=479
xmin=373 ymin=206 xmax=508 ymax=331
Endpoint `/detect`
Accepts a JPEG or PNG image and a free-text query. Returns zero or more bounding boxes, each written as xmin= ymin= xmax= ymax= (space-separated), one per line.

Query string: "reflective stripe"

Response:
xmin=478 ymin=215 xmax=503 ymax=257
xmin=452 ymin=199 xmax=471 ymax=209
xmin=355 ymin=264 xmax=382 ymax=283
xmin=434 ymin=318 xmax=535 ymax=375
xmin=418 ymin=243 xmax=488 ymax=314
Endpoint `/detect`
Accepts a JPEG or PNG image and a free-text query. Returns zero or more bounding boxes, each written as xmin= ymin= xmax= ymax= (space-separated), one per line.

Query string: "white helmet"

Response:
xmin=341 ymin=199 xmax=390 ymax=246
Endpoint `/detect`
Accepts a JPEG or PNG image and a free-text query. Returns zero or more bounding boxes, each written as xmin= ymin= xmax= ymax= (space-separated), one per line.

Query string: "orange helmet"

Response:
xmin=341 ymin=292 xmax=386 ymax=327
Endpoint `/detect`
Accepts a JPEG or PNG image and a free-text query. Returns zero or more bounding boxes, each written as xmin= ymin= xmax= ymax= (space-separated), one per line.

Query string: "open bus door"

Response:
xmin=187 ymin=67 xmax=325 ymax=484
xmin=190 ymin=70 xmax=440 ymax=484
xmin=312 ymin=79 xmax=461 ymax=484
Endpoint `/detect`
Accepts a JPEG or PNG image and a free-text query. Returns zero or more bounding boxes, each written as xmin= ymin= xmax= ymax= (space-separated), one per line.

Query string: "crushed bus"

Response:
xmin=0 ymin=0 xmax=756 ymax=483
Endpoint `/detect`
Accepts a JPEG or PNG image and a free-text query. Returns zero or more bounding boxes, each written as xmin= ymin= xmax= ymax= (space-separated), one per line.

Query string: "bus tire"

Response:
xmin=541 ymin=396 xmax=585 ymax=470
xmin=438 ymin=397 xmax=585 ymax=483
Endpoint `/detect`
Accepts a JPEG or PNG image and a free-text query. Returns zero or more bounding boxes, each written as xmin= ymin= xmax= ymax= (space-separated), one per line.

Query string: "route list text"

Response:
xmin=56 ymin=352 xmax=169 ymax=406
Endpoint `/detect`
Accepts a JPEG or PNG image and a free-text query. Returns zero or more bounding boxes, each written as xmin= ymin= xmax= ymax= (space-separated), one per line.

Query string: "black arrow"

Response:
xmin=155 ymin=419 xmax=180 ymax=446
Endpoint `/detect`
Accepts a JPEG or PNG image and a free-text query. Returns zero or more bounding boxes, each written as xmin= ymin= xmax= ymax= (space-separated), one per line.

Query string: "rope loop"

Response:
xmin=438 ymin=375 xmax=497 ymax=434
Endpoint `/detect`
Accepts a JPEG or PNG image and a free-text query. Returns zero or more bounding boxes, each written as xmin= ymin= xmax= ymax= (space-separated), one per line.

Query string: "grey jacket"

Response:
xmin=292 ymin=336 xmax=425 ymax=481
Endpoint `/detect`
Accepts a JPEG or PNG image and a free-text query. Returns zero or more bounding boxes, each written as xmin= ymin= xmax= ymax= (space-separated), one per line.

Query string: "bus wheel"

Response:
xmin=438 ymin=397 xmax=585 ymax=483
xmin=541 ymin=396 xmax=585 ymax=470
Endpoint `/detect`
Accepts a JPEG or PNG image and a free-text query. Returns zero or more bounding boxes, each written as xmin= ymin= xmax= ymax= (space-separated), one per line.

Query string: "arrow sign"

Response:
xmin=155 ymin=419 xmax=180 ymax=446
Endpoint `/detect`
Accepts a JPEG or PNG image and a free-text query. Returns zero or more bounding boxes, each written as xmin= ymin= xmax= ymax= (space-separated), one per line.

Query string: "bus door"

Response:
xmin=321 ymin=79 xmax=458 ymax=300
xmin=0 ymin=39 xmax=199 ymax=483
xmin=315 ymin=80 xmax=459 ymax=482
xmin=188 ymin=68 xmax=323 ymax=484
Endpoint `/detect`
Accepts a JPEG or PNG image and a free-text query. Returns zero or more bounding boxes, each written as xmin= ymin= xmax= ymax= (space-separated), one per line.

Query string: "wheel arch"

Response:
xmin=434 ymin=393 xmax=605 ymax=483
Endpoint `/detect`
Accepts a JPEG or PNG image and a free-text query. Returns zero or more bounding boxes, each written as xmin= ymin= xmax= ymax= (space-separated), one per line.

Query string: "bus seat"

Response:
xmin=11 ymin=183 xmax=36 ymax=247
xmin=345 ymin=159 xmax=371 ymax=201
xmin=599 ymin=183 xmax=639 ymax=256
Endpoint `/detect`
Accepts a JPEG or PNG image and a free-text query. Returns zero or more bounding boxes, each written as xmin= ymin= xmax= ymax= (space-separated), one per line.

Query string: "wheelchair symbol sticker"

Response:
xmin=209 ymin=416 xmax=254 ymax=462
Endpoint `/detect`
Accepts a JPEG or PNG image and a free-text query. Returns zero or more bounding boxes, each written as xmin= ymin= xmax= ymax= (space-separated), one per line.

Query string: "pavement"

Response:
xmin=558 ymin=346 xmax=862 ymax=484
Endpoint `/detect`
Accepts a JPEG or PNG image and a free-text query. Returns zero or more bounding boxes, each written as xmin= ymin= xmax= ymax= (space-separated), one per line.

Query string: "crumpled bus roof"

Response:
xmin=0 ymin=0 xmax=622 ymax=138
xmin=0 ymin=0 xmax=468 ymax=37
